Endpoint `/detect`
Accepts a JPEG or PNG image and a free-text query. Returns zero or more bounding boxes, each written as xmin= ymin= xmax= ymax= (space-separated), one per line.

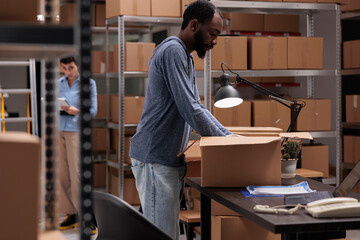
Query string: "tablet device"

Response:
xmin=58 ymin=98 xmax=70 ymax=109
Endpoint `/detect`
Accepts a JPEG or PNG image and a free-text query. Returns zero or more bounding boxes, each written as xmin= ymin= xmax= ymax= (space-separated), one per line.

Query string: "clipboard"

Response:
xmin=58 ymin=98 xmax=70 ymax=109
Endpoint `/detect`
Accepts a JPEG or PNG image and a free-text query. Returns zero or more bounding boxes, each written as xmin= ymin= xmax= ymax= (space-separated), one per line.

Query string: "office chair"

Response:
xmin=92 ymin=191 xmax=172 ymax=240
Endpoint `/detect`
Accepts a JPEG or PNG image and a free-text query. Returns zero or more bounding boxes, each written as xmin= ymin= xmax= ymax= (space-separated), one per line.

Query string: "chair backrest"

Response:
xmin=92 ymin=191 xmax=172 ymax=240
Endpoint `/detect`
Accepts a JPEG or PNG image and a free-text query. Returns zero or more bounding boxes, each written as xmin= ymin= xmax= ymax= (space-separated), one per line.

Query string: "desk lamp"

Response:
xmin=214 ymin=63 xmax=306 ymax=144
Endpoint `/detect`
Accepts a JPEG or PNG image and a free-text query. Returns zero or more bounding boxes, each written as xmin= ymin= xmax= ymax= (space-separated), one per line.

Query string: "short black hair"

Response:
xmin=60 ymin=56 xmax=78 ymax=65
xmin=181 ymin=0 xmax=223 ymax=30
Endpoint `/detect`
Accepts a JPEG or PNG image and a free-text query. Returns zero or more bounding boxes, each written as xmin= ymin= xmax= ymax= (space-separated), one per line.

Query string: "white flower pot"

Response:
xmin=281 ymin=159 xmax=298 ymax=178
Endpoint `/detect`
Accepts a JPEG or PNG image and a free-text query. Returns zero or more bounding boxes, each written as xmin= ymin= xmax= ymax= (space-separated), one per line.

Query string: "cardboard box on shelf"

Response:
xmin=343 ymin=135 xmax=360 ymax=164
xmin=222 ymin=13 xmax=264 ymax=32
xmin=264 ymin=14 xmax=299 ymax=33
xmin=106 ymin=0 xmax=151 ymax=18
xmin=181 ymin=0 xmax=196 ymax=15
xmin=293 ymin=98 xmax=331 ymax=131
xmin=60 ymin=3 xmax=76 ymax=24
xmin=151 ymin=0 xmax=181 ymax=17
xmin=346 ymin=95 xmax=360 ymax=122
xmin=93 ymin=3 xmax=105 ymax=26
xmin=110 ymin=95 xmax=145 ymax=124
xmin=212 ymin=36 xmax=247 ymax=70
xmin=288 ymin=37 xmax=323 ymax=69
xmin=341 ymin=0 xmax=360 ymax=12
xmin=213 ymin=101 xmax=251 ymax=127
xmin=93 ymin=162 xmax=106 ymax=187
xmin=192 ymin=53 xmax=204 ymax=71
xmin=302 ymin=144 xmax=329 ymax=178
xmin=248 ymin=37 xmax=287 ymax=70
xmin=342 ymin=40 xmax=360 ymax=69
xmin=261 ymin=77 xmax=295 ymax=83
xmin=60 ymin=3 xmax=105 ymax=26
xmin=251 ymin=100 xmax=291 ymax=131
xmin=0 ymin=132 xmax=41 ymax=240
xmin=211 ymin=215 xmax=281 ymax=240
xmin=96 ymin=94 xmax=107 ymax=119
xmin=91 ymin=51 xmax=106 ymax=74
xmin=0 ymin=0 xmax=38 ymax=23
xmin=111 ymin=130 xmax=132 ymax=165
xmin=92 ymin=128 xmax=107 ymax=152
xmin=110 ymin=174 xmax=141 ymax=205
xmin=114 ymin=42 xmax=155 ymax=72
xmin=283 ymin=0 xmax=316 ymax=2
xmin=200 ymin=136 xmax=281 ymax=187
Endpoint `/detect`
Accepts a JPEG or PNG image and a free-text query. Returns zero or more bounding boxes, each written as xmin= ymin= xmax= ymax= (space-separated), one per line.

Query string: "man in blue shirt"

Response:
xmin=58 ymin=56 xmax=97 ymax=234
xmin=130 ymin=1 xmax=231 ymax=239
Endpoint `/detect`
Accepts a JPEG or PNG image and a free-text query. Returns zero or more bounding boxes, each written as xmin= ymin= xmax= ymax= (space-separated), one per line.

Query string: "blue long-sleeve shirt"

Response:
xmin=59 ymin=76 xmax=97 ymax=132
xmin=129 ymin=36 xmax=231 ymax=167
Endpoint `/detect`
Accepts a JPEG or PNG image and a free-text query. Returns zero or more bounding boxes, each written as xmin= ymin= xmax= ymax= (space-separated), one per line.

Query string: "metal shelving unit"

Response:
xmin=105 ymin=15 xmax=182 ymax=198
xmin=208 ymin=0 xmax=342 ymax=185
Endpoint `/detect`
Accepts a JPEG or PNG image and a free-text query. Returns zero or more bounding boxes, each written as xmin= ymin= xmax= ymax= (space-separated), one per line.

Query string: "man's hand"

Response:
xmin=61 ymin=106 xmax=80 ymax=115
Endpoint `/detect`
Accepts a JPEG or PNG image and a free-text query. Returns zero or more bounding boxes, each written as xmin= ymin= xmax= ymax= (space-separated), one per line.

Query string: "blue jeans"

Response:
xmin=131 ymin=158 xmax=186 ymax=240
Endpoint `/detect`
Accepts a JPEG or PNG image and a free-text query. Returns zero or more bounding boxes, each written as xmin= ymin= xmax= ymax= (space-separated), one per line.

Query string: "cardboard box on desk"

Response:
xmin=114 ymin=42 xmax=155 ymax=72
xmin=0 ymin=132 xmax=41 ymax=240
xmin=200 ymin=136 xmax=281 ymax=187
xmin=110 ymin=95 xmax=145 ymax=123
xmin=213 ymin=100 xmax=251 ymax=127
xmin=302 ymin=144 xmax=329 ymax=178
xmin=252 ymin=100 xmax=291 ymax=131
xmin=346 ymin=95 xmax=360 ymax=122
xmin=106 ymin=0 xmax=150 ymax=18
xmin=212 ymin=215 xmax=281 ymax=240
xmin=288 ymin=37 xmax=323 ymax=69
xmin=248 ymin=37 xmax=288 ymax=70
xmin=212 ymin=36 xmax=247 ymax=70
xmin=227 ymin=126 xmax=283 ymax=137
xmin=293 ymin=98 xmax=331 ymax=131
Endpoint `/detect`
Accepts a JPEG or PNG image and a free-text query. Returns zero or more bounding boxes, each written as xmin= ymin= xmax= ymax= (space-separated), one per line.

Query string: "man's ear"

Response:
xmin=189 ymin=19 xmax=200 ymax=32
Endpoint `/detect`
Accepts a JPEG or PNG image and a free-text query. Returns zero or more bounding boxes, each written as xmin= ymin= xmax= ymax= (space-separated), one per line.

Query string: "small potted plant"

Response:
xmin=281 ymin=140 xmax=301 ymax=178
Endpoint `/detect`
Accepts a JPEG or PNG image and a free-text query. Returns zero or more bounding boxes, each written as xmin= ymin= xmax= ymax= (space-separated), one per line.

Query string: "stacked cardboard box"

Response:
xmin=213 ymin=101 xmax=251 ymax=127
xmin=91 ymin=51 xmax=106 ymax=74
xmin=152 ymin=0 xmax=181 ymax=17
xmin=341 ymin=0 xmax=360 ymax=12
xmin=109 ymin=172 xmax=141 ymax=205
xmin=252 ymin=100 xmax=291 ymax=131
xmin=212 ymin=36 xmax=247 ymax=70
xmin=60 ymin=3 xmax=106 ymax=26
xmin=288 ymin=37 xmax=323 ymax=69
xmin=248 ymin=37 xmax=288 ymax=70
xmin=111 ymin=130 xmax=132 ymax=165
xmin=302 ymin=144 xmax=329 ymax=178
xmin=346 ymin=95 xmax=360 ymax=122
xmin=343 ymin=136 xmax=360 ymax=164
xmin=264 ymin=15 xmax=299 ymax=33
xmin=96 ymin=94 xmax=107 ymax=119
xmin=343 ymin=40 xmax=360 ymax=69
xmin=223 ymin=13 xmax=264 ymax=32
xmin=0 ymin=132 xmax=41 ymax=240
xmin=0 ymin=0 xmax=38 ymax=23
xmin=92 ymin=128 xmax=107 ymax=152
xmin=106 ymin=0 xmax=151 ymax=18
xmin=293 ymin=98 xmax=331 ymax=131
xmin=93 ymin=162 xmax=106 ymax=187
xmin=110 ymin=95 xmax=145 ymax=123
xmin=212 ymin=216 xmax=280 ymax=240
xmin=114 ymin=42 xmax=155 ymax=72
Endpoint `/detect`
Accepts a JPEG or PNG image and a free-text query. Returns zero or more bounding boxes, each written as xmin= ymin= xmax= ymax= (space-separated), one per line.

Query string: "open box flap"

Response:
xmin=200 ymin=136 xmax=281 ymax=147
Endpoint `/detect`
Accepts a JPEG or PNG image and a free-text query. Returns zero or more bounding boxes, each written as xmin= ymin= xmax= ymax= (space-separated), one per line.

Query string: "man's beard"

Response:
xmin=194 ymin=28 xmax=213 ymax=59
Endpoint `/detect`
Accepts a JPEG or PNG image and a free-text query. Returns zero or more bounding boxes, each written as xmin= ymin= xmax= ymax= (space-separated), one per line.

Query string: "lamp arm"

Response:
xmin=235 ymin=75 xmax=294 ymax=108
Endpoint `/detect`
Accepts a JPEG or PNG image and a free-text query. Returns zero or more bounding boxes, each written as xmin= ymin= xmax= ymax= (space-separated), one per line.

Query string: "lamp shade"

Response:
xmin=214 ymin=73 xmax=243 ymax=108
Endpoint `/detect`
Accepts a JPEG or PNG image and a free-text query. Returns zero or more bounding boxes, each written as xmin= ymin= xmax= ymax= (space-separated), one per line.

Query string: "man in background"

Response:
xmin=58 ymin=56 xmax=98 ymax=234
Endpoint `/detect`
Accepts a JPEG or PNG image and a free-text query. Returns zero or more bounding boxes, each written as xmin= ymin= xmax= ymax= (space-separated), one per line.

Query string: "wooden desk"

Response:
xmin=187 ymin=176 xmax=360 ymax=240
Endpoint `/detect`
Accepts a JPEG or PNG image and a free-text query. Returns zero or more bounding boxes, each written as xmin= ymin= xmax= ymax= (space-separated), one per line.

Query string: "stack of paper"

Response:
xmin=247 ymin=181 xmax=315 ymax=195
